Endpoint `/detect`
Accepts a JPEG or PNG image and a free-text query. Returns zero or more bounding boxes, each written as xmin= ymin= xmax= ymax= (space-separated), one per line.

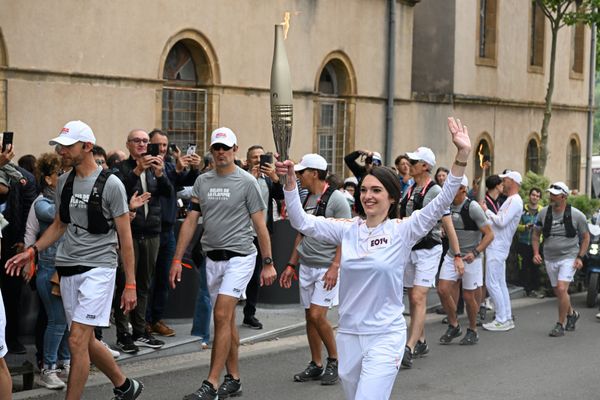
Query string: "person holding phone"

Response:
xmin=112 ymin=129 xmax=173 ymax=353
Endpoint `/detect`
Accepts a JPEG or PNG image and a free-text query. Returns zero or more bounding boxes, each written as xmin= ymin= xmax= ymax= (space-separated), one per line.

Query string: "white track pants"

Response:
xmin=485 ymin=249 xmax=512 ymax=323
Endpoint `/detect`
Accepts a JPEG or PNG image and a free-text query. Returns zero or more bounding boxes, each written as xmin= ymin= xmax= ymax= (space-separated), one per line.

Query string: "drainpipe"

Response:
xmin=586 ymin=20 xmax=596 ymax=196
xmin=385 ymin=0 xmax=396 ymax=165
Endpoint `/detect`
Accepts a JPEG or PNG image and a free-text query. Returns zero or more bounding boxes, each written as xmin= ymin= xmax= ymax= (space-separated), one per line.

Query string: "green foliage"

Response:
xmin=535 ymin=0 xmax=600 ymax=26
xmin=567 ymin=194 xmax=600 ymax=217
xmin=519 ymin=171 xmax=550 ymax=205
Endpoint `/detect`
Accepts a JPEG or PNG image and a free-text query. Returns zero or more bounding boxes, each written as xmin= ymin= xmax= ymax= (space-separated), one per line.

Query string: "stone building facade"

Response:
xmin=0 ymin=0 xmax=591 ymax=189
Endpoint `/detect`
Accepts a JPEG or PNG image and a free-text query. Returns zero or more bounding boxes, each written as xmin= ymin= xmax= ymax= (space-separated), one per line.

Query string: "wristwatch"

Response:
xmin=262 ymin=257 xmax=274 ymax=266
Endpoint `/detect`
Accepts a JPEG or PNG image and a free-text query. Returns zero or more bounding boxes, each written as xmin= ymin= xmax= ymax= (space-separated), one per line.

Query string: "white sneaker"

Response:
xmin=40 ymin=368 xmax=66 ymax=390
xmin=484 ymin=298 xmax=494 ymax=310
xmin=101 ymin=340 xmax=120 ymax=358
xmin=596 ymin=312 xmax=600 ymax=320
xmin=482 ymin=320 xmax=512 ymax=332
xmin=58 ymin=363 xmax=70 ymax=381
xmin=506 ymin=319 xmax=516 ymax=330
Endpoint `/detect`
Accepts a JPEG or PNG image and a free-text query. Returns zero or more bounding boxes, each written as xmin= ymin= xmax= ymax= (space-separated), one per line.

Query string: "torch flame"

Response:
xmin=281 ymin=12 xmax=291 ymax=39
xmin=478 ymin=143 xmax=485 ymax=169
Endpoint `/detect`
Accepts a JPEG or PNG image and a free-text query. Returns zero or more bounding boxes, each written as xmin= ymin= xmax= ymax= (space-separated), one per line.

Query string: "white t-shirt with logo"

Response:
xmin=284 ymin=172 xmax=462 ymax=335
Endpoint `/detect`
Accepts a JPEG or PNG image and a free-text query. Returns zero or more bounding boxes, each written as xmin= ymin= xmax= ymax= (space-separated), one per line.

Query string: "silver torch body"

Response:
xmin=270 ymin=24 xmax=293 ymax=183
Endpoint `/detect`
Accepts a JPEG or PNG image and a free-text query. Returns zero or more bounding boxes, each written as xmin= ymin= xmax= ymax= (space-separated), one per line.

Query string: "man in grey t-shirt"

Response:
xmin=280 ymin=154 xmax=351 ymax=386
xmin=532 ymin=182 xmax=589 ymax=337
xmin=170 ymin=127 xmax=277 ymax=400
xmin=437 ymin=176 xmax=494 ymax=345
xmin=6 ymin=121 xmax=142 ymax=399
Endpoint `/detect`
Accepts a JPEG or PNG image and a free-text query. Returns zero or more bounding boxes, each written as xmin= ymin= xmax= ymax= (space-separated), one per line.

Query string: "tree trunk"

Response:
xmin=539 ymin=22 xmax=560 ymax=175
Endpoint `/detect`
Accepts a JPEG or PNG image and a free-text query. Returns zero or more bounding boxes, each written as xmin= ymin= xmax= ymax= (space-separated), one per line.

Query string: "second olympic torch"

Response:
xmin=270 ymin=22 xmax=293 ymax=183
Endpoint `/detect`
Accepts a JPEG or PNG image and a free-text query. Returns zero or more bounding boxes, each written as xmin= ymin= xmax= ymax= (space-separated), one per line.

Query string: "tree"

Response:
xmin=535 ymin=0 xmax=600 ymax=174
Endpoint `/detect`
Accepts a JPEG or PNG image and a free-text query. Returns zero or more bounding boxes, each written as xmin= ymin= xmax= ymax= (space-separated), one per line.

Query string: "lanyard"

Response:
xmin=485 ymin=194 xmax=499 ymax=214
xmin=405 ymin=178 xmax=431 ymax=204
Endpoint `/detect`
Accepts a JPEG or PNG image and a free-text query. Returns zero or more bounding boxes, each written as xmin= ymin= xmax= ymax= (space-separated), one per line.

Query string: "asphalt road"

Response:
xmin=18 ymin=294 xmax=600 ymax=400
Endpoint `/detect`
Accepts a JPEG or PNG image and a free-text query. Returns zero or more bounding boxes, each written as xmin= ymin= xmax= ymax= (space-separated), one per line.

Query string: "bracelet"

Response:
xmin=172 ymin=259 xmax=182 ymax=265
xmin=454 ymin=253 xmax=463 ymax=258
xmin=576 ymin=255 xmax=584 ymax=261
xmin=286 ymin=262 xmax=297 ymax=270
xmin=125 ymin=283 xmax=136 ymax=290
xmin=472 ymin=248 xmax=480 ymax=257
xmin=454 ymin=159 xmax=467 ymax=167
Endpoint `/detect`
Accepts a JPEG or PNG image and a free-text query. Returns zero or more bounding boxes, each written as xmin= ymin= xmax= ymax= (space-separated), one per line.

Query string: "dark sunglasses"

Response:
xmin=549 ymin=185 xmax=567 ymax=195
xmin=409 ymin=159 xmax=420 ymax=166
xmin=211 ymin=143 xmax=232 ymax=151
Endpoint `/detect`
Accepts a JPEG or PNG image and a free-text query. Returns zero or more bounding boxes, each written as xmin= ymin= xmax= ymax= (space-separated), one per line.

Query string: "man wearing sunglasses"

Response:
xmin=532 ymin=181 xmax=589 ymax=337
xmin=170 ymin=127 xmax=277 ymax=400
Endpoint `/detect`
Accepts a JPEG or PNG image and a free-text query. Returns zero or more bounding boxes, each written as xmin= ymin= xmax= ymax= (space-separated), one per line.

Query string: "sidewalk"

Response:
xmin=7 ymin=285 xmax=525 ymax=397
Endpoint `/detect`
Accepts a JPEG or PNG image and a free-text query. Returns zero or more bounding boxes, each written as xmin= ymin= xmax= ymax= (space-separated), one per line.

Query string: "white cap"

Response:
xmin=499 ymin=170 xmax=522 ymax=185
xmin=294 ymin=153 xmax=328 ymax=172
xmin=49 ymin=120 xmax=96 ymax=146
xmin=461 ymin=175 xmax=469 ymax=187
xmin=406 ymin=147 xmax=436 ymax=167
xmin=344 ymin=176 xmax=358 ymax=185
xmin=547 ymin=181 xmax=569 ymax=196
xmin=210 ymin=127 xmax=237 ymax=148
xmin=372 ymin=152 xmax=382 ymax=165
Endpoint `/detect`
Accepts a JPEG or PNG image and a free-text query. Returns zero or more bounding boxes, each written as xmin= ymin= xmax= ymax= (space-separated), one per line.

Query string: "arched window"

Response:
xmin=162 ymin=41 xmax=209 ymax=151
xmin=567 ymin=137 xmax=580 ymax=191
xmin=316 ymin=60 xmax=351 ymax=175
xmin=473 ymin=137 xmax=492 ymax=186
xmin=525 ymin=138 xmax=540 ymax=174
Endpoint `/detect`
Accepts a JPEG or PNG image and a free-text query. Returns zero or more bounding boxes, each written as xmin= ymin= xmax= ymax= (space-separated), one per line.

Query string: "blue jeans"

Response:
xmin=146 ymin=230 xmax=176 ymax=323
xmin=36 ymin=262 xmax=70 ymax=367
xmin=191 ymin=255 xmax=211 ymax=342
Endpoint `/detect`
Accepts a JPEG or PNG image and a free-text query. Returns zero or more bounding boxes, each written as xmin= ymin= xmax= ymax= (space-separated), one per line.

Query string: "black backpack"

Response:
xmin=400 ymin=180 xmax=437 ymax=218
xmin=458 ymin=199 xmax=479 ymax=231
xmin=542 ymin=204 xmax=577 ymax=238
xmin=302 ymin=185 xmax=337 ymax=217
xmin=59 ymin=169 xmax=113 ymax=234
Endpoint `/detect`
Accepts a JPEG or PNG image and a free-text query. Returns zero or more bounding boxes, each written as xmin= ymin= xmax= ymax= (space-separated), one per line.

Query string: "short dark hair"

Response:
xmin=148 ymin=129 xmax=168 ymax=140
xmin=394 ymin=155 xmax=409 ymax=165
xmin=529 ymin=187 xmax=542 ymax=196
xmin=304 ymin=168 xmax=327 ymax=181
xmin=18 ymin=154 xmax=37 ymax=175
xmin=362 ymin=166 xmax=402 ymax=219
xmin=486 ymin=174 xmax=502 ymax=190
xmin=247 ymin=145 xmax=264 ymax=160
xmin=326 ymin=174 xmax=343 ymax=189
xmin=344 ymin=181 xmax=357 ymax=191
xmin=106 ymin=153 xmax=122 ymax=169
xmin=92 ymin=145 xmax=107 ymax=159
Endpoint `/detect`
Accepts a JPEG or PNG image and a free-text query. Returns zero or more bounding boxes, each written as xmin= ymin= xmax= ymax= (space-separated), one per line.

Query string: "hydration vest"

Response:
xmin=399 ymin=180 xmax=437 ymax=218
xmin=542 ymin=204 xmax=577 ymax=238
xmin=456 ymin=198 xmax=479 ymax=231
xmin=59 ymin=169 xmax=113 ymax=234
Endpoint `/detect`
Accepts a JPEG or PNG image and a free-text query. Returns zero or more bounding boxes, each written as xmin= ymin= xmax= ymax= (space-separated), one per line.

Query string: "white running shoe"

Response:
xmin=482 ymin=320 xmax=512 ymax=332
xmin=58 ymin=363 xmax=70 ymax=380
xmin=101 ymin=340 xmax=121 ymax=358
xmin=40 ymin=368 xmax=66 ymax=390
xmin=596 ymin=312 xmax=600 ymax=320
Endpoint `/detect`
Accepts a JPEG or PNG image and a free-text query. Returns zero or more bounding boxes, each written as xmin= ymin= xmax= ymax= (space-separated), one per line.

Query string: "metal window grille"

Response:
xmin=162 ymin=87 xmax=208 ymax=153
xmin=316 ymin=99 xmax=347 ymax=175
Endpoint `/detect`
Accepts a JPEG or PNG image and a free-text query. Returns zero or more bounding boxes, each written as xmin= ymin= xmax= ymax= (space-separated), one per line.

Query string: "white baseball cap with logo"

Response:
xmin=406 ymin=147 xmax=436 ymax=167
xmin=294 ymin=153 xmax=328 ymax=172
xmin=547 ymin=181 xmax=569 ymax=196
xmin=49 ymin=120 xmax=96 ymax=146
xmin=210 ymin=127 xmax=237 ymax=148
xmin=498 ymin=170 xmax=522 ymax=185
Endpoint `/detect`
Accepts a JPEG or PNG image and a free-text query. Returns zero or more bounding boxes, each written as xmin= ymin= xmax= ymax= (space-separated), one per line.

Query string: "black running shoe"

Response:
xmin=413 ymin=340 xmax=429 ymax=357
xmin=565 ymin=310 xmax=580 ymax=331
xmin=116 ymin=333 xmax=139 ymax=354
xmin=217 ymin=374 xmax=242 ymax=398
xmin=400 ymin=346 xmax=413 ymax=369
xmin=293 ymin=361 xmax=324 ymax=382
xmin=439 ymin=324 xmax=462 ymax=344
xmin=549 ymin=322 xmax=565 ymax=337
xmin=183 ymin=380 xmax=218 ymax=400
xmin=242 ymin=316 xmax=263 ymax=330
xmin=321 ymin=358 xmax=338 ymax=385
xmin=459 ymin=328 xmax=479 ymax=345
xmin=133 ymin=332 xmax=164 ymax=349
xmin=113 ymin=378 xmax=144 ymax=400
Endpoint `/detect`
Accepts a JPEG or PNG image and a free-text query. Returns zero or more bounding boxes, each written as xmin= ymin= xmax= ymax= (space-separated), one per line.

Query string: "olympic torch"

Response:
xmin=270 ymin=16 xmax=293 ymax=184
xmin=478 ymin=144 xmax=488 ymax=202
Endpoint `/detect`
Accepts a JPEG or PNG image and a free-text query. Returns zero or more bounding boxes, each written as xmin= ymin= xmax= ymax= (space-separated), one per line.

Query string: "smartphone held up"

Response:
xmin=2 ymin=131 xmax=13 ymax=153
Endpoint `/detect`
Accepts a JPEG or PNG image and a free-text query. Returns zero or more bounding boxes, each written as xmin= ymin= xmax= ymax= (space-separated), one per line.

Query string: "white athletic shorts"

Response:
xmin=439 ymin=253 xmax=483 ymax=290
xmin=403 ymin=245 xmax=442 ymax=288
xmin=299 ymin=264 xmax=339 ymax=309
xmin=337 ymin=330 xmax=406 ymax=400
xmin=545 ymin=258 xmax=576 ymax=287
xmin=60 ymin=267 xmax=116 ymax=328
xmin=206 ymin=252 xmax=256 ymax=306
xmin=0 ymin=290 xmax=6 ymax=358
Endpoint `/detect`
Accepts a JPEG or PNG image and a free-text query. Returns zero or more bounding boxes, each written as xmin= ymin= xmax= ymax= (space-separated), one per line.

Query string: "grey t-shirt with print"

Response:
xmin=447 ymin=198 xmax=489 ymax=256
xmin=403 ymin=182 xmax=443 ymax=244
xmin=192 ymin=167 xmax=266 ymax=255
xmin=54 ymin=167 xmax=129 ymax=268
xmin=535 ymin=206 xmax=589 ymax=262
xmin=297 ymin=189 xmax=352 ymax=268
